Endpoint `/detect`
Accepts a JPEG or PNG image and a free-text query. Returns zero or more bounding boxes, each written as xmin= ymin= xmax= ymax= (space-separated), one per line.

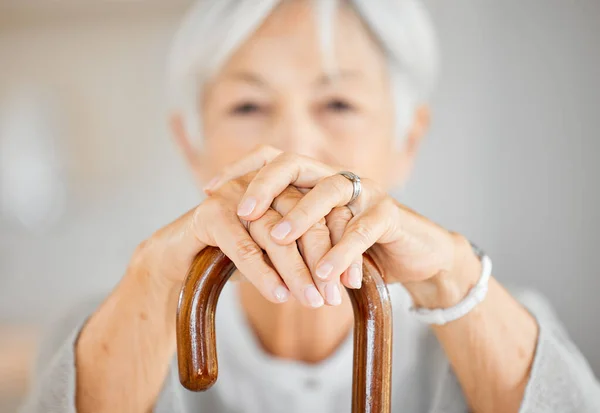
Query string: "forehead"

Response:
xmin=215 ymin=0 xmax=388 ymax=85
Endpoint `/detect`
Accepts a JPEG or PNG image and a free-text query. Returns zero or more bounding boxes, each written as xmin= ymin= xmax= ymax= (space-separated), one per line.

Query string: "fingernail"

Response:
xmin=348 ymin=265 xmax=362 ymax=289
xmin=326 ymin=283 xmax=342 ymax=306
xmin=203 ymin=176 xmax=220 ymax=191
xmin=316 ymin=262 xmax=333 ymax=280
xmin=271 ymin=221 xmax=291 ymax=240
xmin=274 ymin=286 xmax=290 ymax=303
xmin=304 ymin=285 xmax=324 ymax=308
xmin=237 ymin=197 xmax=257 ymax=216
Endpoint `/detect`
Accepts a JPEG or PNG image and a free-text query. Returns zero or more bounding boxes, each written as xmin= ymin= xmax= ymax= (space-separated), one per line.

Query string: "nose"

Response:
xmin=268 ymin=103 xmax=326 ymax=159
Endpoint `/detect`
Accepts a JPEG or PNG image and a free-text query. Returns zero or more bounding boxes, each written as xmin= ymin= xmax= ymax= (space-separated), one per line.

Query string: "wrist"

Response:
xmin=126 ymin=244 xmax=183 ymax=321
xmin=76 ymin=244 xmax=181 ymax=413
xmin=404 ymin=233 xmax=482 ymax=309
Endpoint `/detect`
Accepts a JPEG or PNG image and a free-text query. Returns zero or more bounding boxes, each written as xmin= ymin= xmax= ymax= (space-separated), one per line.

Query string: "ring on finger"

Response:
xmin=337 ymin=171 xmax=362 ymax=205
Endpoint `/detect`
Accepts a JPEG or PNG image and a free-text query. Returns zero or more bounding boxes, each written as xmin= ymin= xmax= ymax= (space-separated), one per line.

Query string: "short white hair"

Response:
xmin=167 ymin=0 xmax=439 ymax=145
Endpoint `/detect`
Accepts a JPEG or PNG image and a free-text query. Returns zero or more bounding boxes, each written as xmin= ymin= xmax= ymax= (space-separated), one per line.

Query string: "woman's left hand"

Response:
xmin=205 ymin=145 xmax=479 ymax=306
xmin=206 ymin=146 xmax=545 ymax=413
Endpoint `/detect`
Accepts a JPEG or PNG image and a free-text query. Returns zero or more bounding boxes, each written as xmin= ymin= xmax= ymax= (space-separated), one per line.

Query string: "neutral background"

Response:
xmin=0 ymin=0 xmax=598 ymax=411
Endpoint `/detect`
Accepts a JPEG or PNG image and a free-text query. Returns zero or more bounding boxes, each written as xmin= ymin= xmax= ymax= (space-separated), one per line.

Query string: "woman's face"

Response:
xmin=174 ymin=1 xmax=428 ymax=188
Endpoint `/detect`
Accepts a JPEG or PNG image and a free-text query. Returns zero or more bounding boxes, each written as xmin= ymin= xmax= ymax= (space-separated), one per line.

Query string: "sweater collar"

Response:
xmin=216 ymin=283 xmax=355 ymax=394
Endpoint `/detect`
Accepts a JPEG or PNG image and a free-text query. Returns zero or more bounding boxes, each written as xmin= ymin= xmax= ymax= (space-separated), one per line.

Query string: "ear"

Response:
xmin=389 ymin=105 xmax=431 ymax=187
xmin=404 ymin=105 xmax=430 ymax=157
xmin=169 ymin=113 xmax=210 ymax=184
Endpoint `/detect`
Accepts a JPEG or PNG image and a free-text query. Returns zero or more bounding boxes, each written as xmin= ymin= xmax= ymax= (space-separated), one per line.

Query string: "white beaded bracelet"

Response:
xmin=408 ymin=243 xmax=492 ymax=325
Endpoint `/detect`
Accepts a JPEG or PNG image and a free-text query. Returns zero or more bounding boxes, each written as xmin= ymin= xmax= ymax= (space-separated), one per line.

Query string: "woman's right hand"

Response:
xmin=79 ymin=176 xmax=335 ymax=412
xmin=75 ymin=169 xmax=354 ymax=412
xmin=136 ymin=171 xmax=351 ymax=308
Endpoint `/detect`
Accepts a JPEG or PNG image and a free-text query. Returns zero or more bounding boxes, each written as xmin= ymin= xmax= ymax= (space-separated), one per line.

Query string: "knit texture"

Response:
xmin=19 ymin=285 xmax=600 ymax=413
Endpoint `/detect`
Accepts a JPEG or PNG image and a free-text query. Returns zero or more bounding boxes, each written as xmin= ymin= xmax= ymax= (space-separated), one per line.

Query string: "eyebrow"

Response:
xmin=225 ymin=69 xmax=363 ymax=88
xmin=228 ymin=72 xmax=269 ymax=87
xmin=315 ymin=70 xmax=363 ymax=86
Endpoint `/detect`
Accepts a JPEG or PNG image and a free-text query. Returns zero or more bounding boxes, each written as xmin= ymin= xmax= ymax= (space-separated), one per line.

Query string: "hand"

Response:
xmin=138 ymin=170 xmax=358 ymax=309
xmin=206 ymin=145 xmax=480 ymax=308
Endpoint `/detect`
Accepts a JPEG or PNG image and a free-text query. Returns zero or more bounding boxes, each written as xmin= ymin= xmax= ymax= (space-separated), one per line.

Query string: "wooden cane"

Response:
xmin=176 ymin=246 xmax=393 ymax=413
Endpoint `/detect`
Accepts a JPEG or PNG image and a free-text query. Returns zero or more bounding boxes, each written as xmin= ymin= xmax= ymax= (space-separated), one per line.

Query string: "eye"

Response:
xmin=325 ymin=99 xmax=354 ymax=112
xmin=231 ymin=102 xmax=262 ymax=115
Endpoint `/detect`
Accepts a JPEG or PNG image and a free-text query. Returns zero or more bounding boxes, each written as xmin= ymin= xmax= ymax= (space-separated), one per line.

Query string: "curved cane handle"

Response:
xmin=176 ymin=246 xmax=393 ymax=413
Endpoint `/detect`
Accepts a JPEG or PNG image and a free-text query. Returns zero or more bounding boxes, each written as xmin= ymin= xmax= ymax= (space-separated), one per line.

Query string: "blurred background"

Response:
xmin=0 ymin=0 xmax=598 ymax=411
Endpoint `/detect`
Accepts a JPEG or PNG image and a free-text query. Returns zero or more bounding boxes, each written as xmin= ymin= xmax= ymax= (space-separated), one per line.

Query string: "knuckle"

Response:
xmin=135 ymin=237 xmax=152 ymax=253
xmin=270 ymin=196 xmax=284 ymax=214
xmin=200 ymin=199 xmax=224 ymax=222
xmin=327 ymin=221 xmax=345 ymax=237
xmin=191 ymin=204 xmax=207 ymax=235
xmin=310 ymin=218 xmax=329 ymax=234
xmin=255 ymin=144 xmax=271 ymax=154
xmin=380 ymin=196 xmax=395 ymax=210
xmin=248 ymin=262 xmax=272 ymax=282
xmin=275 ymin=152 xmax=297 ymax=170
xmin=242 ymin=170 xmax=258 ymax=184
xmin=328 ymin=206 xmax=353 ymax=225
xmin=256 ymin=268 xmax=276 ymax=285
xmin=350 ymin=223 xmax=373 ymax=245
xmin=292 ymin=262 xmax=310 ymax=278
xmin=249 ymin=174 xmax=269 ymax=191
xmin=192 ymin=203 xmax=204 ymax=222
xmin=190 ymin=201 xmax=221 ymax=242
xmin=301 ymin=228 xmax=329 ymax=251
xmin=132 ymin=238 xmax=153 ymax=264
xmin=261 ymin=144 xmax=281 ymax=158
xmin=278 ymin=152 xmax=296 ymax=163
xmin=220 ymin=165 xmax=233 ymax=177
xmin=331 ymin=175 xmax=351 ymax=198
xmin=130 ymin=240 xmax=155 ymax=274
xmin=229 ymin=176 xmax=248 ymax=193
xmin=286 ymin=252 xmax=310 ymax=275
xmin=281 ymin=185 xmax=303 ymax=198
xmin=299 ymin=240 xmax=328 ymax=268
xmin=274 ymin=154 xmax=298 ymax=182
xmin=301 ymin=223 xmax=330 ymax=248
xmin=256 ymin=144 xmax=272 ymax=154
xmin=299 ymin=222 xmax=330 ymax=254
xmin=250 ymin=209 xmax=281 ymax=236
xmin=262 ymin=210 xmax=283 ymax=231
xmin=272 ymin=188 xmax=302 ymax=215
xmin=294 ymin=204 xmax=312 ymax=221
xmin=235 ymin=238 xmax=263 ymax=262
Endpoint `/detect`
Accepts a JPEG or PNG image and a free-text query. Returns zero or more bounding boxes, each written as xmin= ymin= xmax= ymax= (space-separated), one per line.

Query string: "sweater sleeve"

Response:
xmin=518 ymin=291 xmax=600 ymax=413
xmin=429 ymin=289 xmax=600 ymax=413
xmin=18 ymin=296 xmax=187 ymax=413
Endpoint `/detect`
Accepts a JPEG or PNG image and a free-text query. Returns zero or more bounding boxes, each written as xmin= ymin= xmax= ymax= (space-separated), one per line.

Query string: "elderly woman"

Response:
xmin=20 ymin=1 xmax=600 ymax=412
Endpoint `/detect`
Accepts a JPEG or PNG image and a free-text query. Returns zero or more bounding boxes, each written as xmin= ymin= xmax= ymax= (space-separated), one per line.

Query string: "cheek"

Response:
xmin=202 ymin=114 xmax=271 ymax=170
xmin=322 ymin=114 xmax=396 ymax=184
xmin=200 ymin=104 xmax=397 ymax=184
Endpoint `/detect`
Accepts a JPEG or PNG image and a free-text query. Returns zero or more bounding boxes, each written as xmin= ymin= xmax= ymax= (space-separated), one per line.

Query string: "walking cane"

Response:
xmin=177 ymin=246 xmax=393 ymax=413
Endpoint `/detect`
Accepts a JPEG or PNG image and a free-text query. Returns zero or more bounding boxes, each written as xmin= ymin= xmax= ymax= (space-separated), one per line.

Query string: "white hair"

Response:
xmin=167 ymin=0 xmax=439 ymax=146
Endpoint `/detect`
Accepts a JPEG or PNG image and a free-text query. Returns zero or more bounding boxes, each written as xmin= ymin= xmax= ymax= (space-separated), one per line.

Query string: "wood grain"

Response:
xmin=177 ymin=246 xmax=392 ymax=413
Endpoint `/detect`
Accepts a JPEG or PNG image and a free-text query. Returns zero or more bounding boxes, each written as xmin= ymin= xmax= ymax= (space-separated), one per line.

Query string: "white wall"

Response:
xmin=0 ymin=7 xmax=199 ymax=408
xmin=0 ymin=7 xmax=200 ymax=323
xmin=0 ymin=1 xmax=598 ymax=407
xmin=417 ymin=0 xmax=600 ymax=371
